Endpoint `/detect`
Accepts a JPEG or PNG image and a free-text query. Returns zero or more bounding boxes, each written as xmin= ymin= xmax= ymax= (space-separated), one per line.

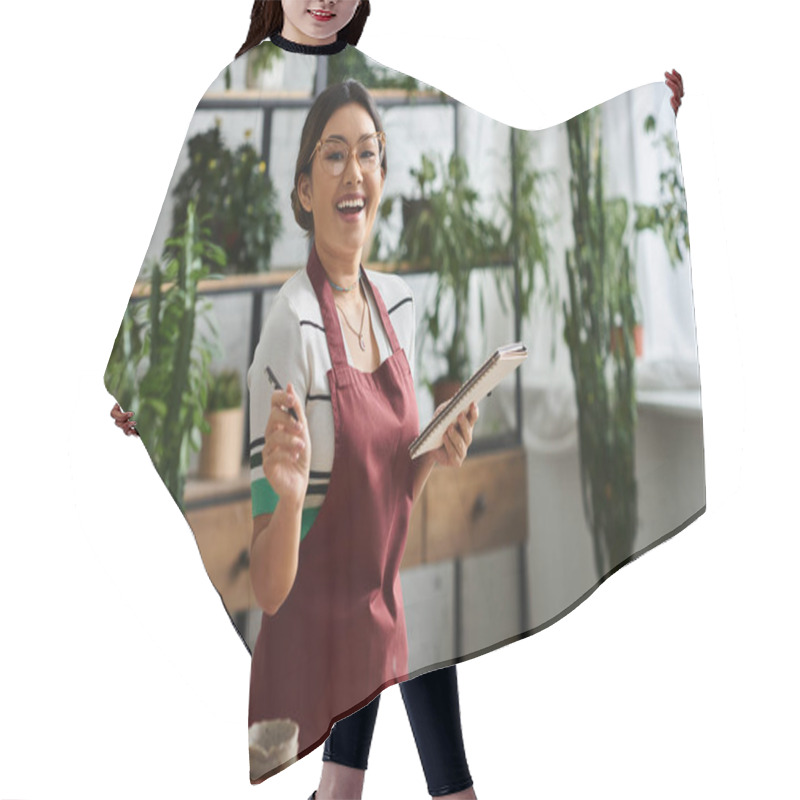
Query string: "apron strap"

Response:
xmin=359 ymin=266 xmax=402 ymax=355
xmin=307 ymin=243 xmax=350 ymax=373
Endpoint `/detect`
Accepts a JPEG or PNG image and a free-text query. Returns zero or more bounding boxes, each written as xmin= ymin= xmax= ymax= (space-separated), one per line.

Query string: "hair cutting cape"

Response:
xmin=104 ymin=36 xmax=705 ymax=783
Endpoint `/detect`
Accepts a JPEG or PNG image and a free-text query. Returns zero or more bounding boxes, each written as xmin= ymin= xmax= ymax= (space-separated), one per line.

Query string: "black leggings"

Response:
xmin=323 ymin=665 xmax=473 ymax=797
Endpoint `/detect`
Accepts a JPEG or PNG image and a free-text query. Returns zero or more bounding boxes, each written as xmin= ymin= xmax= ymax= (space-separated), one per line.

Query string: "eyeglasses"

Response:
xmin=308 ymin=131 xmax=386 ymax=177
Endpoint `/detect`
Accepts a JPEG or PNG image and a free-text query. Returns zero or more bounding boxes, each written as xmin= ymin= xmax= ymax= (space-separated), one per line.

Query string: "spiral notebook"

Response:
xmin=409 ymin=342 xmax=528 ymax=459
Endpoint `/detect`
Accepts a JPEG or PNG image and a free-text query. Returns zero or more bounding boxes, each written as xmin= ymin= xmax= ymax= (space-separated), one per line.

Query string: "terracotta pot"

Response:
xmin=432 ymin=378 xmax=462 ymax=410
xmin=610 ymin=324 xmax=643 ymax=359
xmin=199 ymin=407 xmax=245 ymax=480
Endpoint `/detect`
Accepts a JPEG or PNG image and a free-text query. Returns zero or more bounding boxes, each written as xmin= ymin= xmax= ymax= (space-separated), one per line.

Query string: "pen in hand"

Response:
xmin=266 ymin=366 xmax=299 ymax=422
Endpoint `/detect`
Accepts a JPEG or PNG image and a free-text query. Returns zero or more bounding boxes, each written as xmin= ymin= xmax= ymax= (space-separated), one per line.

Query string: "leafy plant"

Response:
xmin=172 ymin=121 xmax=281 ymax=275
xmin=563 ymin=107 xmax=638 ymax=578
xmin=244 ymin=40 xmax=285 ymax=89
xmin=104 ymin=298 xmax=146 ymax=415
xmin=386 ymin=153 xmax=504 ymax=387
xmin=633 ymin=114 xmax=690 ymax=267
xmin=498 ymin=132 xmax=556 ymax=315
xmin=206 ymin=369 xmax=243 ymax=412
xmin=327 ymin=48 xmax=421 ymax=92
xmin=495 ymin=130 xmax=558 ymax=355
xmin=105 ymin=201 xmax=224 ymax=508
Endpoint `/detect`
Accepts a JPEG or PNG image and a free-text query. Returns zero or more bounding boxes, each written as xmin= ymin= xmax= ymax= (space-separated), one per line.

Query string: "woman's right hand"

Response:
xmin=262 ymin=382 xmax=311 ymax=505
xmin=665 ymin=68 xmax=684 ymax=116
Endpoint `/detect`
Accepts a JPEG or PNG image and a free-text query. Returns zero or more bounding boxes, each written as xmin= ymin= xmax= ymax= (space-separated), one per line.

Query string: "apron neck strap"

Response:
xmin=361 ymin=267 xmax=402 ymax=355
xmin=307 ymin=244 xmax=348 ymax=371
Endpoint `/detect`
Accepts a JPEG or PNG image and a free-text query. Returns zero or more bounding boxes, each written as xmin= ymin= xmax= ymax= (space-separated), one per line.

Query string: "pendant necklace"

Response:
xmin=335 ymin=282 xmax=368 ymax=351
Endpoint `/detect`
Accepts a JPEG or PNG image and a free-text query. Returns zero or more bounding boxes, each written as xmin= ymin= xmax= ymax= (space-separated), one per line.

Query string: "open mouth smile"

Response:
xmin=308 ymin=9 xmax=336 ymax=22
xmin=336 ymin=196 xmax=367 ymax=218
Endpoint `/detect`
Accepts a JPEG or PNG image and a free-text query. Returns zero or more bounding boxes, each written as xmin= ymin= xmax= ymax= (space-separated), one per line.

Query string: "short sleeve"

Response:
xmin=248 ymin=291 xmax=309 ymax=518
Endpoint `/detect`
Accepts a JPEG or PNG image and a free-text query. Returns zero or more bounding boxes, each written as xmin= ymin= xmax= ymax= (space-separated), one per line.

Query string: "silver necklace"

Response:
xmin=335 ymin=284 xmax=368 ymax=351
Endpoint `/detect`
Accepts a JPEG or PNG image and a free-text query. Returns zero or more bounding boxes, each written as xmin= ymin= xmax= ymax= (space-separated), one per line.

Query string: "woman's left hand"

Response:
xmin=110 ymin=402 xmax=139 ymax=437
xmin=431 ymin=402 xmax=479 ymax=468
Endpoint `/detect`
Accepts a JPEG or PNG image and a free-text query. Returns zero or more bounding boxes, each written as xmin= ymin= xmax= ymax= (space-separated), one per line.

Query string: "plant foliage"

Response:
xmin=105 ymin=202 xmax=224 ymax=508
xmin=327 ymin=48 xmax=421 ymax=92
xmin=633 ymin=114 xmax=690 ymax=267
xmin=172 ymin=121 xmax=281 ymax=275
xmin=496 ymin=131 xmax=556 ymax=318
xmin=390 ymin=153 xmax=504 ymax=386
xmin=206 ymin=369 xmax=243 ymax=412
xmin=563 ymin=108 xmax=639 ymax=578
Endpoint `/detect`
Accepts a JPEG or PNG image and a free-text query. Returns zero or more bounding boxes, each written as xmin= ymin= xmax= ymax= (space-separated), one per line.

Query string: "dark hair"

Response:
xmin=291 ymin=80 xmax=387 ymax=236
xmin=236 ymin=1 xmax=371 ymax=59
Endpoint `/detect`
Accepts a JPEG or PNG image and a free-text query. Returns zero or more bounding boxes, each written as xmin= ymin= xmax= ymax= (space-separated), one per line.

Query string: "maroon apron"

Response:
xmin=248 ymin=245 xmax=419 ymax=766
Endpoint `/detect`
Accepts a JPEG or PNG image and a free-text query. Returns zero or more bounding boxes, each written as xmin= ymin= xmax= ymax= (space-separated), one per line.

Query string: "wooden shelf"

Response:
xmin=184 ymin=467 xmax=250 ymax=508
xmin=129 ymin=258 xmax=514 ymax=298
xmin=130 ymin=270 xmax=298 ymax=299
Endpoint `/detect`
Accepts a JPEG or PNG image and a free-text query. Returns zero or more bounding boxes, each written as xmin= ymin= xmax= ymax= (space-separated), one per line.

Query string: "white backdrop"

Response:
xmin=2 ymin=2 xmax=798 ymax=798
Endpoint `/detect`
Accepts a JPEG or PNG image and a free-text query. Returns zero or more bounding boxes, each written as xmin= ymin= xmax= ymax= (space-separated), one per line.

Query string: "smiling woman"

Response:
xmin=236 ymin=0 xmax=371 ymax=56
xmin=282 ymin=0 xmax=362 ymax=45
xmin=246 ymin=78 xmax=478 ymax=798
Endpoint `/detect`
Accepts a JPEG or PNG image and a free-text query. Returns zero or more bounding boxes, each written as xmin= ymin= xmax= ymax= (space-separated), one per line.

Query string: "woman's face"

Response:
xmin=298 ymin=102 xmax=385 ymax=259
xmin=281 ymin=0 xmax=361 ymax=45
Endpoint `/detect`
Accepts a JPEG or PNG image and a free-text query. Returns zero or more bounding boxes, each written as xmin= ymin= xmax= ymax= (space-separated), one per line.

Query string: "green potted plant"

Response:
xmin=558 ymin=103 xmax=692 ymax=578
xmin=244 ymin=40 xmax=285 ymax=90
xmin=327 ymin=48 xmax=421 ymax=92
xmin=105 ymin=201 xmax=224 ymax=509
xmin=634 ymin=114 xmax=690 ymax=267
xmin=606 ymin=113 xmax=690 ymax=359
xmin=384 ymin=153 xmax=504 ymax=405
xmin=563 ymin=108 xmax=639 ymax=578
xmin=199 ymin=369 xmax=245 ymax=481
xmin=172 ymin=121 xmax=282 ymax=275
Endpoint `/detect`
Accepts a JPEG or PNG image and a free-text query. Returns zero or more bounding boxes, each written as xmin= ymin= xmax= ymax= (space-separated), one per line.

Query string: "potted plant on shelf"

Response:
xmin=199 ymin=369 xmax=245 ymax=481
xmin=634 ymin=114 xmax=690 ymax=268
xmin=105 ymin=201 xmax=224 ymax=509
xmin=384 ymin=153 xmax=504 ymax=406
xmin=172 ymin=120 xmax=282 ymax=275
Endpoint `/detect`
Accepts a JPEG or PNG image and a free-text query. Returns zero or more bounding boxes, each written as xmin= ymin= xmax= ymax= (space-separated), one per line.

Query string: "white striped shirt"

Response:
xmin=248 ymin=266 xmax=415 ymax=533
